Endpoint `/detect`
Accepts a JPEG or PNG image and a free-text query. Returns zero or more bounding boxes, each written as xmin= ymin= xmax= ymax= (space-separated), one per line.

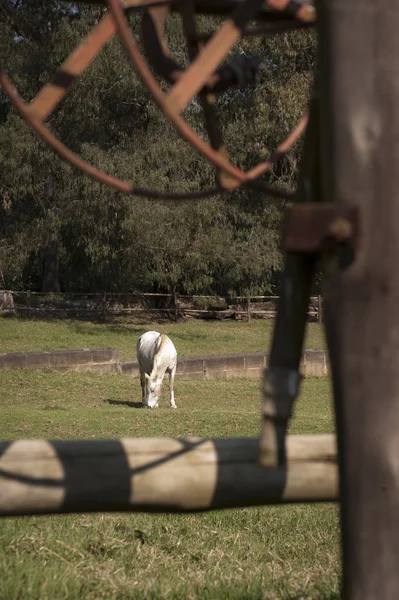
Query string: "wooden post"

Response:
xmin=26 ymin=291 xmax=31 ymax=318
xmin=319 ymin=0 xmax=399 ymax=597
xmin=247 ymin=296 xmax=251 ymax=322
xmin=101 ymin=291 xmax=107 ymax=321
xmin=317 ymin=295 xmax=323 ymax=324
xmin=173 ymin=292 xmax=179 ymax=321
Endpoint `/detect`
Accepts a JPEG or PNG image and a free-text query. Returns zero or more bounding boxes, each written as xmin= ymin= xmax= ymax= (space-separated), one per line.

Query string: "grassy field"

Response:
xmin=0 ymin=314 xmax=326 ymax=359
xmin=0 ymin=317 xmax=337 ymax=599
xmin=0 ymin=367 xmax=339 ymax=600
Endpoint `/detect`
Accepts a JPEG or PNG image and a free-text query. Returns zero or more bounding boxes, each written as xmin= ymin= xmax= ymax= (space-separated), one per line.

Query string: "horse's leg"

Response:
xmin=168 ymin=365 xmax=177 ymax=408
xmin=139 ymin=367 xmax=147 ymax=406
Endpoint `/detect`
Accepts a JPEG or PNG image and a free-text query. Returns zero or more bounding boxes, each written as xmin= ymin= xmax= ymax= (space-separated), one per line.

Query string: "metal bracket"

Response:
xmin=259 ymin=367 xmax=303 ymax=467
xmin=281 ymin=203 xmax=360 ymax=253
xmin=262 ymin=367 xmax=302 ymax=422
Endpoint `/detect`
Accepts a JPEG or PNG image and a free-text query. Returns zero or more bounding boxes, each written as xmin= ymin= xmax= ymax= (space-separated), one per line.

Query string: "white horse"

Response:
xmin=136 ymin=331 xmax=177 ymax=408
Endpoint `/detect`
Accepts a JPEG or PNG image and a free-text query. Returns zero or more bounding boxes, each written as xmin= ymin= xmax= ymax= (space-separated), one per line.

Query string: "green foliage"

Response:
xmin=0 ymin=3 xmax=317 ymax=294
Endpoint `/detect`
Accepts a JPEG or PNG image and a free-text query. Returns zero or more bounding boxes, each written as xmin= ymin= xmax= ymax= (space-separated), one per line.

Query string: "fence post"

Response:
xmin=102 ymin=292 xmax=107 ymax=321
xmin=247 ymin=296 xmax=251 ymax=322
xmin=26 ymin=291 xmax=31 ymax=318
xmin=173 ymin=292 xmax=179 ymax=321
xmin=317 ymin=295 xmax=323 ymax=324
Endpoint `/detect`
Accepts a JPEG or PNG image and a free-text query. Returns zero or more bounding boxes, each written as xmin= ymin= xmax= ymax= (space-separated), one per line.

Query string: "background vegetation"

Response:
xmin=0 ymin=1 xmax=317 ymax=296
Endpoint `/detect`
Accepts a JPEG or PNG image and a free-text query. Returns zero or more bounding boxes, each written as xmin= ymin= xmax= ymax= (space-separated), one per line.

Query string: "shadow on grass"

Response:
xmin=0 ymin=312 xmax=18 ymax=320
xmin=105 ymin=398 xmax=143 ymax=409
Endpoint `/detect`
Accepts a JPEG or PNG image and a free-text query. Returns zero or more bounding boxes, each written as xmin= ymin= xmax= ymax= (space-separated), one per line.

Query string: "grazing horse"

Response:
xmin=136 ymin=331 xmax=177 ymax=408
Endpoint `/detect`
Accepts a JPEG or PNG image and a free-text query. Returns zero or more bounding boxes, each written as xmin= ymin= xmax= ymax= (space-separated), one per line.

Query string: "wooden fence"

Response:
xmin=0 ymin=290 xmax=323 ymax=323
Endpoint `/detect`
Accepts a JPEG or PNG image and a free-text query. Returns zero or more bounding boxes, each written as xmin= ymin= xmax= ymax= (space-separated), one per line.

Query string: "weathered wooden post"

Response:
xmin=173 ymin=292 xmax=179 ymax=321
xmin=319 ymin=0 xmax=399 ymax=597
xmin=26 ymin=290 xmax=31 ymax=317
xmin=317 ymin=294 xmax=323 ymax=324
xmin=101 ymin=291 xmax=107 ymax=321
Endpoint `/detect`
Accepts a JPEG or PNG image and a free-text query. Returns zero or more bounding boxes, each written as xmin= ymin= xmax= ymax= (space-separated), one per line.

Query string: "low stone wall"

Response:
xmin=0 ymin=348 xmax=329 ymax=378
xmin=121 ymin=349 xmax=329 ymax=379
xmin=0 ymin=348 xmax=120 ymax=374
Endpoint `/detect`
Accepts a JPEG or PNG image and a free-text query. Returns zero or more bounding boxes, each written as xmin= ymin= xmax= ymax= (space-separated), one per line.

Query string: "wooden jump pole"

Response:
xmin=319 ymin=0 xmax=399 ymax=597
xmin=0 ymin=434 xmax=337 ymax=517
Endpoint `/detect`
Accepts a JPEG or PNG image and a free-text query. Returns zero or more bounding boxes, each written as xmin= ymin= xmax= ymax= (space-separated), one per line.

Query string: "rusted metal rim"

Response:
xmin=0 ymin=0 xmax=311 ymax=199
xmin=142 ymin=1 xmax=315 ymax=91
xmin=108 ymin=0 xmax=308 ymax=189
xmin=267 ymin=0 xmax=315 ymax=22
xmin=108 ymin=0 xmax=249 ymax=187
xmin=61 ymin=0 xmax=316 ymax=23
xmin=162 ymin=0 xmax=315 ymax=114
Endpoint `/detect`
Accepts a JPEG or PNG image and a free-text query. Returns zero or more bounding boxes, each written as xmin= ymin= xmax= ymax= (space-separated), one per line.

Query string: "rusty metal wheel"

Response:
xmin=0 ymin=0 xmax=315 ymax=200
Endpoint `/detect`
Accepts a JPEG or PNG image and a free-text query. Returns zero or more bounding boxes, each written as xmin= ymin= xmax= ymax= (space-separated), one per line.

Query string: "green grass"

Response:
xmin=0 ymin=368 xmax=339 ymax=599
xmin=0 ymin=315 xmax=326 ymax=359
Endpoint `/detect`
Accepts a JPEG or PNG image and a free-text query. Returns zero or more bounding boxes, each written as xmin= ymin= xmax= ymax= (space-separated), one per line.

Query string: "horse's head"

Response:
xmin=144 ymin=372 xmax=162 ymax=408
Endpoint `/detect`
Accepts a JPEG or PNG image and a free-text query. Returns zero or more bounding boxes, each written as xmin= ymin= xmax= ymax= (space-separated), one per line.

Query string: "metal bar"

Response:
xmin=259 ymin=83 xmax=321 ymax=468
xmin=166 ymin=0 xmax=266 ymax=115
xmin=62 ymin=0 xmax=316 ymax=23
xmin=179 ymin=0 xmax=232 ymax=188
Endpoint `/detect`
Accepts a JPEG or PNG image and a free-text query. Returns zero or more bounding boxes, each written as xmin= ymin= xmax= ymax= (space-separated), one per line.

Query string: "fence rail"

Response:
xmin=0 ymin=290 xmax=323 ymax=323
xmin=0 ymin=434 xmax=337 ymax=516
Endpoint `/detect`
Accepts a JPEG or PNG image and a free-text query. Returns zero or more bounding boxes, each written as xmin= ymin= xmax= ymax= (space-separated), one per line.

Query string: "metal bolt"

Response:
xmin=329 ymin=218 xmax=353 ymax=242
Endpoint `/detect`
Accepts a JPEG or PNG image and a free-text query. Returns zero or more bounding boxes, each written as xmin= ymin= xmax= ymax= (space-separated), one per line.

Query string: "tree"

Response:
xmin=0 ymin=2 xmax=317 ymax=295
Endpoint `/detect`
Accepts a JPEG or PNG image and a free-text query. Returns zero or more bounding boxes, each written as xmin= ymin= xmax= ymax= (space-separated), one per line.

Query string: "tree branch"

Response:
xmin=0 ymin=2 xmax=33 ymax=44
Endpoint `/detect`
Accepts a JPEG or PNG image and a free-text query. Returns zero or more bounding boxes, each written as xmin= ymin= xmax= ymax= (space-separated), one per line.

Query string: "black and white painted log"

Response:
xmin=0 ymin=434 xmax=337 ymax=516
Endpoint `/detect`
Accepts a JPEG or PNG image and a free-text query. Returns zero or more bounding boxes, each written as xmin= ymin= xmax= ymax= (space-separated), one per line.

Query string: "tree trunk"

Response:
xmin=41 ymin=233 xmax=60 ymax=293
xmin=319 ymin=1 xmax=399 ymax=597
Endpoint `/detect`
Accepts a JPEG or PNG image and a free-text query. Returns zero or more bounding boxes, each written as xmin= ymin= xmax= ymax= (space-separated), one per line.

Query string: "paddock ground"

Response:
xmin=0 ymin=317 xmax=338 ymax=599
xmin=0 ymin=316 xmax=326 ymax=359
